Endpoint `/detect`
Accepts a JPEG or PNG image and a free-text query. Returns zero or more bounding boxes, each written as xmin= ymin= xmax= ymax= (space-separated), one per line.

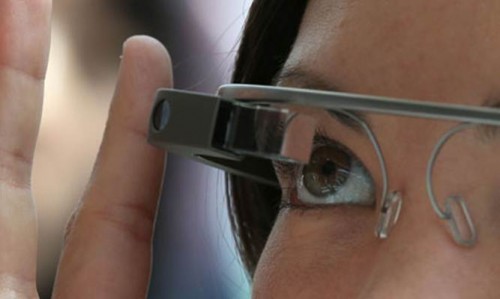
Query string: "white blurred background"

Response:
xmin=35 ymin=1 xmax=252 ymax=298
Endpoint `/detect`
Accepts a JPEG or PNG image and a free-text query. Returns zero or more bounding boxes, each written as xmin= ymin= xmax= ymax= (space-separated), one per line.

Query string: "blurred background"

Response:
xmin=34 ymin=0 xmax=252 ymax=298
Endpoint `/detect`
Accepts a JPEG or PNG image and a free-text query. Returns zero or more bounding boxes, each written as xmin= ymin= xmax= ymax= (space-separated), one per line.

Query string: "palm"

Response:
xmin=0 ymin=1 xmax=172 ymax=298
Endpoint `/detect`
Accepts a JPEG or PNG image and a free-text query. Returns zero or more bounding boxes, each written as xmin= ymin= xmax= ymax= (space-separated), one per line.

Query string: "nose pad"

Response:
xmin=444 ymin=195 xmax=477 ymax=247
xmin=376 ymin=191 xmax=403 ymax=239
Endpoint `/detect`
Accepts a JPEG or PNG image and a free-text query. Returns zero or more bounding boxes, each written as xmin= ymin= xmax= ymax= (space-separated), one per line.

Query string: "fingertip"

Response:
xmin=123 ymin=35 xmax=168 ymax=55
xmin=110 ymin=35 xmax=174 ymax=137
xmin=122 ymin=35 xmax=173 ymax=88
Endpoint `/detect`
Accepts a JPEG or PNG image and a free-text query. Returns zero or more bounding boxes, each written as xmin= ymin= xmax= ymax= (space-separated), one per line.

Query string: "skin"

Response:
xmin=2 ymin=0 xmax=500 ymax=298
xmin=0 ymin=0 xmax=171 ymax=297
xmin=252 ymin=0 xmax=500 ymax=298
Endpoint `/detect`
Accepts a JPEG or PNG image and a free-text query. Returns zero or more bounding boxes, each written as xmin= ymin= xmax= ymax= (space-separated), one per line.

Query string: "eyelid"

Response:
xmin=476 ymin=124 xmax=500 ymax=142
xmin=314 ymin=127 xmax=342 ymax=148
xmin=273 ymin=160 xmax=297 ymax=179
xmin=273 ymin=127 xmax=350 ymax=180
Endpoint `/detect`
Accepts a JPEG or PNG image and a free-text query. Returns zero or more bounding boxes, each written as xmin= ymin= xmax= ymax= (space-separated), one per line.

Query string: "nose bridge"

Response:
xmin=359 ymin=115 xmax=494 ymax=297
xmin=373 ymin=115 xmax=437 ymax=218
xmin=374 ymin=115 xmax=439 ymax=167
xmin=370 ymin=115 xmax=458 ymax=260
xmin=363 ymin=127 xmax=482 ymax=298
xmin=372 ymin=113 xmax=455 ymax=202
xmin=361 ymin=183 xmax=500 ymax=298
xmin=361 ymin=188 xmax=472 ymax=298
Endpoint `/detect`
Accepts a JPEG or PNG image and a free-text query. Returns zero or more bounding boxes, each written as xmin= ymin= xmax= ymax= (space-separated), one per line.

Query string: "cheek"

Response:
xmin=252 ymin=208 xmax=378 ymax=299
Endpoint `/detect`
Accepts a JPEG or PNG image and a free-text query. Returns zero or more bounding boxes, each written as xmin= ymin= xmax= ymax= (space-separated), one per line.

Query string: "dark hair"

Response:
xmin=228 ymin=0 xmax=309 ymax=278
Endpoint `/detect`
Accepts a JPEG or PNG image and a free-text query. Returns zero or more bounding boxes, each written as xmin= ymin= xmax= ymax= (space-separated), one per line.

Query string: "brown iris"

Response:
xmin=302 ymin=146 xmax=352 ymax=197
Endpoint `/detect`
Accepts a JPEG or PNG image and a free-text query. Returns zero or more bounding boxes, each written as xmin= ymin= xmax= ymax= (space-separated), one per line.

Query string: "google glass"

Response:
xmin=148 ymin=84 xmax=500 ymax=247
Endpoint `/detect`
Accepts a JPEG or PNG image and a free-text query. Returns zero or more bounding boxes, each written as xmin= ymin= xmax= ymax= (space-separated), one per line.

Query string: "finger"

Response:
xmin=53 ymin=36 xmax=172 ymax=299
xmin=0 ymin=0 xmax=51 ymax=297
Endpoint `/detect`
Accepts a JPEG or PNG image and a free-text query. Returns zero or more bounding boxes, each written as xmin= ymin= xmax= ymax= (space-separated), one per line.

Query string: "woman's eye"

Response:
xmin=295 ymin=144 xmax=375 ymax=206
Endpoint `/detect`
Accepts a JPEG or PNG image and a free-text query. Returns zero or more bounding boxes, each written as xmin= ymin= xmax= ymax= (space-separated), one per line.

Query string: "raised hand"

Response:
xmin=0 ymin=1 xmax=173 ymax=298
xmin=0 ymin=0 xmax=51 ymax=296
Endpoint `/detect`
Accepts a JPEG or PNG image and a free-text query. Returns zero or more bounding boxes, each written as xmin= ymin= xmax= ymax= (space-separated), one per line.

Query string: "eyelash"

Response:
xmin=274 ymin=128 xmax=354 ymax=211
xmin=278 ymin=201 xmax=317 ymax=213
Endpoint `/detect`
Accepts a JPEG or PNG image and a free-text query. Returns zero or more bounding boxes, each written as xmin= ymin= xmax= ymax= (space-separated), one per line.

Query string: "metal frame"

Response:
xmin=426 ymin=123 xmax=479 ymax=246
xmin=218 ymin=84 xmax=500 ymax=125
xmin=149 ymin=84 xmax=500 ymax=246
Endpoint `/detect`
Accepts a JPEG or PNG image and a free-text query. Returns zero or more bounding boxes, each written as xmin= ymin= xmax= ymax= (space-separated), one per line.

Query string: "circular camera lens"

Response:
xmin=152 ymin=100 xmax=170 ymax=131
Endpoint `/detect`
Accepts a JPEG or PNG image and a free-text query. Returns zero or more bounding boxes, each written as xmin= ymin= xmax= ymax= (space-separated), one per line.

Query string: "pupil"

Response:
xmin=321 ymin=161 xmax=337 ymax=176
xmin=301 ymin=145 xmax=353 ymax=198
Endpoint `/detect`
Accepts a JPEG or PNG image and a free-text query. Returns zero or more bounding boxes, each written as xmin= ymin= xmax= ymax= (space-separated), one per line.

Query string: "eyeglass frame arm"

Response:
xmin=219 ymin=85 xmax=496 ymax=245
xmin=149 ymin=85 xmax=500 ymax=192
xmin=219 ymin=84 xmax=500 ymax=126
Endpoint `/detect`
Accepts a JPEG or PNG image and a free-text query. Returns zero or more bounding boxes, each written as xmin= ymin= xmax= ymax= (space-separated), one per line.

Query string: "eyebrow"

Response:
xmin=276 ymin=65 xmax=500 ymax=109
xmin=274 ymin=65 xmax=340 ymax=91
xmin=483 ymin=97 xmax=500 ymax=109
xmin=275 ymin=65 xmax=500 ymax=142
xmin=274 ymin=65 xmax=371 ymax=132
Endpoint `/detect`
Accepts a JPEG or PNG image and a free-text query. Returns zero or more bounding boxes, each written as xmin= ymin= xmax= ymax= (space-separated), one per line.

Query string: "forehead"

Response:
xmin=285 ymin=0 xmax=500 ymax=105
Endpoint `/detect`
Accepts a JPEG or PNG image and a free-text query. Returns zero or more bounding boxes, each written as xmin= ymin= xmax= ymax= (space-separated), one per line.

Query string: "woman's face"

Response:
xmin=252 ymin=0 xmax=500 ymax=297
